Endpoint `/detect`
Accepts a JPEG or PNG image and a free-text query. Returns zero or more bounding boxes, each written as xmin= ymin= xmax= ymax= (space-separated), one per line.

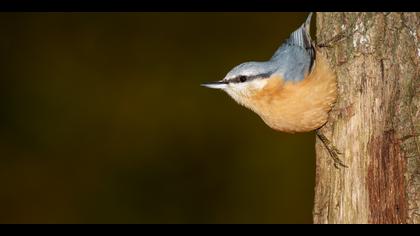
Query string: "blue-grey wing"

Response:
xmin=270 ymin=13 xmax=315 ymax=82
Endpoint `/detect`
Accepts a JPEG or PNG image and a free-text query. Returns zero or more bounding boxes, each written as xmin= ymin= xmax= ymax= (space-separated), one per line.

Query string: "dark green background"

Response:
xmin=0 ymin=12 xmax=315 ymax=223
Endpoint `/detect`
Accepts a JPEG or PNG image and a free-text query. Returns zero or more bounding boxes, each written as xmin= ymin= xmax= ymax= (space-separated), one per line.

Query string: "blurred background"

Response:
xmin=0 ymin=12 xmax=315 ymax=223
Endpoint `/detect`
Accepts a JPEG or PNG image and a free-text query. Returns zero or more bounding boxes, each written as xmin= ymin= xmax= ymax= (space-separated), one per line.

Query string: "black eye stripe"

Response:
xmin=228 ymin=73 xmax=272 ymax=83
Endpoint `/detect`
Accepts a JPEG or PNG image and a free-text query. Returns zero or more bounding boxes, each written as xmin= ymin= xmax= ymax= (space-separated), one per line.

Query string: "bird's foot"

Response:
xmin=317 ymin=32 xmax=348 ymax=48
xmin=316 ymin=130 xmax=348 ymax=169
xmin=316 ymin=15 xmax=361 ymax=49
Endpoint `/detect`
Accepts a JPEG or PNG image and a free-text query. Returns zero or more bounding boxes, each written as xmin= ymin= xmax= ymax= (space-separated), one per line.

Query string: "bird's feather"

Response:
xmin=270 ymin=13 xmax=315 ymax=82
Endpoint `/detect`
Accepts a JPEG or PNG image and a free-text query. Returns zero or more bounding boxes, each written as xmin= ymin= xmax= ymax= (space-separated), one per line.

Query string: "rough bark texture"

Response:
xmin=314 ymin=12 xmax=420 ymax=224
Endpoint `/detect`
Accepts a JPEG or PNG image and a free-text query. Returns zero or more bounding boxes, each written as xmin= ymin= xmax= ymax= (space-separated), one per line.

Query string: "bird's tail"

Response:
xmin=286 ymin=12 xmax=314 ymax=52
xmin=286 ymin=12 xmax=315 ymax=68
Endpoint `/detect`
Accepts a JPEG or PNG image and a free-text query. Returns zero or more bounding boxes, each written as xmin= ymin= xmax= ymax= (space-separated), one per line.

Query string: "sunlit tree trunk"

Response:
xmin=314 ymin=12 xmax=420 ymax=224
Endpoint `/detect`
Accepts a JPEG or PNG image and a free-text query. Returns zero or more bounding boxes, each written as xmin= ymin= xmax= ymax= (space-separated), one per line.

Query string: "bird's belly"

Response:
xmin=257 ymin=99 xmax=333 ymax=133
xmin=248 ymin=54 xmax=337 ymax=133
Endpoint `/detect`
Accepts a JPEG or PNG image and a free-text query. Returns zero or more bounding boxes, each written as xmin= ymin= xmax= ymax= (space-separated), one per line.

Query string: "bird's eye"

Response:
xmin=239 ymin=76 xmax=247 ymax=82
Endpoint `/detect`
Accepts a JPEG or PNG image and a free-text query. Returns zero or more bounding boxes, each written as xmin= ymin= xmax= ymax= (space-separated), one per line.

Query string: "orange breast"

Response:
xmin=247 ymin=53 xmax=337 ymax=133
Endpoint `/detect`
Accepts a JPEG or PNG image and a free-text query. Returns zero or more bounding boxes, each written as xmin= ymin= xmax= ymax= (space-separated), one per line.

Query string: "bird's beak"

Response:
xmin=201 ymin=80 xmax=228 ymax=89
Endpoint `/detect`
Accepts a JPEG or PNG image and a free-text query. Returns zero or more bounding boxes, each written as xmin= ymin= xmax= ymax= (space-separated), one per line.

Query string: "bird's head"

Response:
xmin=202 ymin=61 xmax=279 ymax=107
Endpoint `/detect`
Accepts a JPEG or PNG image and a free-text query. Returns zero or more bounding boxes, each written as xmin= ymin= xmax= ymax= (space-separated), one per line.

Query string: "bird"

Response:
xmin=202 ymin=13 xmax=347 ymax=168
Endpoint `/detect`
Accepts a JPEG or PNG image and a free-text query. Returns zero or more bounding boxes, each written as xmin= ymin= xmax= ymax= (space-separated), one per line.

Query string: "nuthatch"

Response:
xmin=202 ymin=13 xmax=346 ymax=168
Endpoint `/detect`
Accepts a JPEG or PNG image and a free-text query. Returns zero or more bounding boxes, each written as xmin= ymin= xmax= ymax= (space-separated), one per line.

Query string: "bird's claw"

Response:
xmin=316 ymin=130 xmax=348 ymax=169
xmin=330 ymin=149 xmax=348 ymax=169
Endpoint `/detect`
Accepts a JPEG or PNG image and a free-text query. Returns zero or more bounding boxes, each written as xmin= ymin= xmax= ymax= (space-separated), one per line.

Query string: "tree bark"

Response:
xmin=314 ymin=12 xmax=420 ymax=224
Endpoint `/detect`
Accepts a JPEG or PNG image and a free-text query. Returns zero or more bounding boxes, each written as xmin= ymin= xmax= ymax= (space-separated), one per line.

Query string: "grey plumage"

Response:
xmin=222 ymin=13 xmax=315 ymax=83
xmin=283 ymin=12 xmax=314 ymax=58
xmin=270 ymin=12 xmax=315 ymax=82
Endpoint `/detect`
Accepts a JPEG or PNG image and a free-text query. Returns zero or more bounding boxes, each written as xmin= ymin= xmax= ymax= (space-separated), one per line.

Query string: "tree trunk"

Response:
xmin=314 ymin=12 xmax=420 ymax=224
